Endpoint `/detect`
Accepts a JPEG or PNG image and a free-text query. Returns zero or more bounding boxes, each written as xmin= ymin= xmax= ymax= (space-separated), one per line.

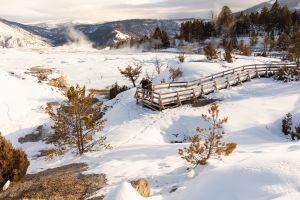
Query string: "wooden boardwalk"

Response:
xmin=135 ymin=64 xmax=299 ymax=111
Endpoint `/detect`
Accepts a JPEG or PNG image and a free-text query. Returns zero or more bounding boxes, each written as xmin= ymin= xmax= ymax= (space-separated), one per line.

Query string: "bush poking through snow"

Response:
xmin=250 ymin=35 xmax=258 ymax=47
xmin=204 ymin=43 xmax=217 ymax=61
xmin=47 ymin=84 xmax=110 ymax=155
xmin=224 ymin=40 xmax=233 ymax=63
xmin=43 ymin=148 xmax=66 ymax=160
xmin=48 ymin=76 xmax=70 ymax=91
xmin=154 ymin=57 xmax=164 ymax=74
xmin=275 ymin=66 xmax=300 ymax=82
xmin=292 ymin=124 xmax=300 ymax=141
xmin=130 ymin=178 xmax=151 ymax=197
xmin=178 ymin=103 xmax=237 ymax=167
xmin=282 ymin=113 xmax=293 ymax=135
xmin=169 ymin=67 xmax=183 ymax=82
xmin=0 ymin=134 xmax=30 ymax=189
xmin=178 ymin=53 xmax=185 ymax=63
xmin=109 ymin=82 xmax=129 ymax=100
xmin=224 ymin=51 xmax=233 ymax=63
xmin=239 ymin=40 xmax=252 ymax=56
xmin=119 ymin=64 xmax=142 ymax=87
xmin=281 ymin=113 xmax=300 ymax=141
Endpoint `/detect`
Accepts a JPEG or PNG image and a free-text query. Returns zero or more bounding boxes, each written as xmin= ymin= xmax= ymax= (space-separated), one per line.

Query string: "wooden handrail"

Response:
xmin=136 ymin=63 xmax=299 ymax=110
xmin=152 ymin=64 xmax=296 ymax=90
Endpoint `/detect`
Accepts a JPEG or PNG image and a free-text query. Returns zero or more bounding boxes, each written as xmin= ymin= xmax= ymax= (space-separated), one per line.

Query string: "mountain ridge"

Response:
xmin=243 ymin=0 xmax=300 ymax=14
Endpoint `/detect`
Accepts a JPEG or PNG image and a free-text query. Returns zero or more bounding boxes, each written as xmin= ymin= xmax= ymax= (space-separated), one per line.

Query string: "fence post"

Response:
xmin=135 ymin=89 xmax=139 ymax=104
xmin=255 ymin=65 xmax=260 ymax=78
xmin=198 ymin=80 xmax=202 ymax=86
xmin=265 ymin=67 xmax=269 ymax=77
xmin=200 ymin=85 xmax=204 ymax=97
xmin=192 ymin=89 xmax=198 ymax=103
xmin=214 ymin=81 xmax=218 ymax=91
xmin=142 ymin=89 xmax=145 ymax=107
xmin=151 ymin=92 xmax=154 ymax=106
xmin=226 ymin=77 xmax=230 ymax=88
xmin=176 ymin=92 xmax=182 ymax=106
xmin=159 ymin=94 xmax=164 ymax=111
xmin=237 ymin=73 xmax=242 ymax=85
xmin=247 ymin=70 xmax=251 ymax=81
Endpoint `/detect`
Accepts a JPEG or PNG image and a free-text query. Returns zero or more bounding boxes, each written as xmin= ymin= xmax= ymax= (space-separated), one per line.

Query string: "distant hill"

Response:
xmin=6 ymin=19 xmax=192 ymax=48
xmin=243 ymin=0 xmax=300 ymax=14
xmin=0 ymin=19 xmax=49 ymax=48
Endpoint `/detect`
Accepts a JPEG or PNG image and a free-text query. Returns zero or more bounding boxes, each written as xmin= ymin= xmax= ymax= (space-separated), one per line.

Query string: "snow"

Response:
xmin=0 ymin=20 xmax=49 ymax=48
xmin=114 ymin=30 xmax=130 ymax=41
xmin=0 ymin=48 xmax=280 ymax=90
xmin=2 ymin=180 xmax=10 ymax=191
xmin=0 ymin=46 xmax=300 ymax=200
xmin=0 ymin=68 xmax=63 ymax=154
xmin=105 ymin=182 xmax=146 ymax=200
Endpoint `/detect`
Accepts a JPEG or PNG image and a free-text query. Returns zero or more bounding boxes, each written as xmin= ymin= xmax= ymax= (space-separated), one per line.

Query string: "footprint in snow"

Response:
xmin=287 ymin=145 xmax=300 ymax=152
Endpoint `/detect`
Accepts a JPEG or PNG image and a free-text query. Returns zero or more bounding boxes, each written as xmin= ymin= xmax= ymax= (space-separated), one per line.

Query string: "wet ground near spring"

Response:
xmin=0 ymin=163 xmax=107 ymax=200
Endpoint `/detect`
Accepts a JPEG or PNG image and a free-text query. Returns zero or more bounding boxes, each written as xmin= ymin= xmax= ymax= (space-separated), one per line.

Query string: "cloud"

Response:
xmin=0 ymin=0 xmax=266 ymax=23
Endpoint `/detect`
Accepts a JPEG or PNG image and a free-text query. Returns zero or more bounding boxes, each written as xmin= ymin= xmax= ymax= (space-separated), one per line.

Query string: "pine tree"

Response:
xmin=217 ymin=6 xmax=233 ymax=34
xmin=152 ymin=26 xmax=163 ymax=49
xmin=204 ymin=43 xmax=217 ymax=60
xmin=260 ymin=7 xmax=271 ymax=32
xmin=119 ymin=65 xmax=142 ymax=87
xmin=289 ymin=32 xmax=300 ymax=63
xmin=281 ymin=5 xmax=292 ymax=34
xmin=203 ymin=21 xmax=216 ymax=38
xmin=277 ymin=33 xmax=290 ymax=51
xmin=151 ymin=26 xmax=170 ymax=48
xmin=270 ymin=0 xmax=281 ymax=29
xmin=282 ymin=113 xmax=293 ymax=135
xmin=47 ymin=85 xmax=108 ymax=155
xmin=161 ymin=30 xmax=170 ymax=48
xmin=234 ymin=12 xmax=251 ymax=36
xmin=0 ymin=134 xmax=29 ymax=188
xmin=263 ymin=35 xmax=272 ymax=56
xmin=178 ymin=103 xmax=237 ymax=167
xmin=291 ymin=11 xmax=299 ymax=31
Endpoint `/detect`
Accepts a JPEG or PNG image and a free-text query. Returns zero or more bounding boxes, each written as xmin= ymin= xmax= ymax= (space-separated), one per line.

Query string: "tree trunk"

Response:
xmin=131 ymin=77 xmax=136 ymax=87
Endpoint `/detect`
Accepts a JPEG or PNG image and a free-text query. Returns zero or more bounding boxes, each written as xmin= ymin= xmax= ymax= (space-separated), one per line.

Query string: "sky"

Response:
xmin=0 ymin=0 xmax=267 ymax=24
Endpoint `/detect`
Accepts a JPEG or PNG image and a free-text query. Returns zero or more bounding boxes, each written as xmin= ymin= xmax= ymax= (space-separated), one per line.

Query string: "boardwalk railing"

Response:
xmin=135 ymin=64 xmax=299 ymax=111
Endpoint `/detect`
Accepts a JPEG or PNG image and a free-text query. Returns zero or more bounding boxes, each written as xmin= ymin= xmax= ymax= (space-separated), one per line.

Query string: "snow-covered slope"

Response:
xmin=1 ymin=47 xmax=300 ymax=199
xmin=0 ymin=19 xmax=50 ymax=48
xmin=0 ymin=68 xmax=63 ymax=147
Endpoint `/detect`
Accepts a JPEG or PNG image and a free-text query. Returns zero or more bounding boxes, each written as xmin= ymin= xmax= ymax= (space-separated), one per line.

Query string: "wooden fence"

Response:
xmin=135 ymin=64 xmax=299 ymax=111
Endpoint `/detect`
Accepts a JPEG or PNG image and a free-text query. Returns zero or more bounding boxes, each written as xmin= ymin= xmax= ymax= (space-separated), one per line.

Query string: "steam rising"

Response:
xmin=65 ymin=25 xmax=93 ymax=48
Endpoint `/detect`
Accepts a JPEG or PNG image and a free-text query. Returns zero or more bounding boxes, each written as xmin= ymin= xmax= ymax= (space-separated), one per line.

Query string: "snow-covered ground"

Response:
xmin=0 ymin=47 xmax=281 ymax=89
xmin=1 ymin=47 xmax=300 ymax=200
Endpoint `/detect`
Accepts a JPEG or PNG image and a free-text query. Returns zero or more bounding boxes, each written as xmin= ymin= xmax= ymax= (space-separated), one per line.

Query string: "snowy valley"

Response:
xmin=0 ymin=46 xmax=299 ymax=199
xmin=0 ymin=0 xmax=300 ymax=200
